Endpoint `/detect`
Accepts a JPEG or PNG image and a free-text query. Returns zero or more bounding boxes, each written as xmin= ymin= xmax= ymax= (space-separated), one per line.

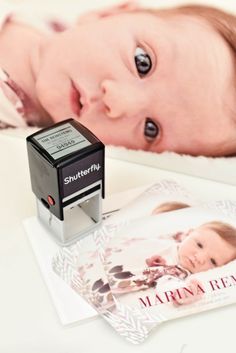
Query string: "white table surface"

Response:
xmin=1 ymin=133 xmax=236 ymax=353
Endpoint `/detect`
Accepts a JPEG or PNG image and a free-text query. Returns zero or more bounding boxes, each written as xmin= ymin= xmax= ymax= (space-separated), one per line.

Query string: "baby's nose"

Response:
xmin=195 ymin=253 xmax=206 ymax=265
xmin=101 ymin=79 xmax=146 ymax=119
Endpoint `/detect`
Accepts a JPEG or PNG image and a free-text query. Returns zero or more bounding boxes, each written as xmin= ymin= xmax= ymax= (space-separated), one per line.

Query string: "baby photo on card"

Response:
xmin=52 ymin=180 xmax=197 ymax=306
xmin=100 ymin=204 xmax=236 ymax=325
xmin=52 ymin=180 xmax=198 ymax=341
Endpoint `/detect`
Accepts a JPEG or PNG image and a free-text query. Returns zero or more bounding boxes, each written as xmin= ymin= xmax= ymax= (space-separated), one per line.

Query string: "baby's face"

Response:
xmin=178 ymin=226 xmax=236 ymax=273
xmin=34 ymin=12 xmax=236 ymax=156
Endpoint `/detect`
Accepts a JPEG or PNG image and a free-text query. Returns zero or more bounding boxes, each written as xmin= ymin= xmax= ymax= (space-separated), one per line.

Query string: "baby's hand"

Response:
xmin=145 ymin=255 xmax=166 ymax=267
xmin=173 ymin=278 xmax=204 ymax=306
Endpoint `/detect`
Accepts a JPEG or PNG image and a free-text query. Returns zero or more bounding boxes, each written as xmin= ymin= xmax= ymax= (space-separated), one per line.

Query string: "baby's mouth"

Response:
xmin=70 ymin=81 xmax=83 ymax=116
xmin=187 ymin=257 xmax=195 ymax=268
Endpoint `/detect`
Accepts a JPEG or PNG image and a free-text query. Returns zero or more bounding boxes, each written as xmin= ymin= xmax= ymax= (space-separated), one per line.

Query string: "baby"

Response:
xmin=108 ymin=221 xmax=236 ymax=304
xmin=0 ymin=3 xmax=236 ymax=156
xmin=146 ymin=220 xmax=236 ymax=273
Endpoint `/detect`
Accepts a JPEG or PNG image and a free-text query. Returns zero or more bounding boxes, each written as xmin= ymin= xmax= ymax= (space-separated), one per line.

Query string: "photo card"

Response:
xmin=52 ymin=179 xmax=199 ymax=342
xmin=99 ymin=201 xmax=236 ymax=342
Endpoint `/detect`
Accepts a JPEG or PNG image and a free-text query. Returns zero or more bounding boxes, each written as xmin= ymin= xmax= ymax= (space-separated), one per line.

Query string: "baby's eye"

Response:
xmin=144 ymin=118 xmax=160 ymax=142
xmin=210 ymin=258 xmax=217 ymax=266
xmin=197 ymin=242 xmax=203 ymax=249
xmin=134 ymin=47 xmax=152 ymax=77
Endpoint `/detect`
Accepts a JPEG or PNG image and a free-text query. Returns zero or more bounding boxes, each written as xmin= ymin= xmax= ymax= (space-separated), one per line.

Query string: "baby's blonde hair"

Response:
xmin=152 ymin=201 xmax=190 ymax=215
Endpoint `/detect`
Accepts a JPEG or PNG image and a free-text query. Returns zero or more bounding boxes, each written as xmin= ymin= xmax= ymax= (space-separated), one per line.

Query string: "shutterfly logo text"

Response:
xmin=64 ymin=163 xmax=101 ymax=185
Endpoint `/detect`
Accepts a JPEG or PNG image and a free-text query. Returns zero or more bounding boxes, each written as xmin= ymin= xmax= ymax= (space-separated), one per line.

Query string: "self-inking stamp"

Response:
xmin=26 ymin=119 xmax=105 ymax=246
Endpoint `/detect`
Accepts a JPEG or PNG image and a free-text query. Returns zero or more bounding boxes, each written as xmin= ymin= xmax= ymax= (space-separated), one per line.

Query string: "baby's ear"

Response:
xmin=77 ymin=2 xmax=140 ymax=24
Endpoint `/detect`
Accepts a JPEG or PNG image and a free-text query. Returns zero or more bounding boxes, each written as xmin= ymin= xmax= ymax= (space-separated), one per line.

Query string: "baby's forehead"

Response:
xmin=190 ymin=226 xmax=216 ymax=238
xmin=141 ymin=9 xmax=214 ymax=31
